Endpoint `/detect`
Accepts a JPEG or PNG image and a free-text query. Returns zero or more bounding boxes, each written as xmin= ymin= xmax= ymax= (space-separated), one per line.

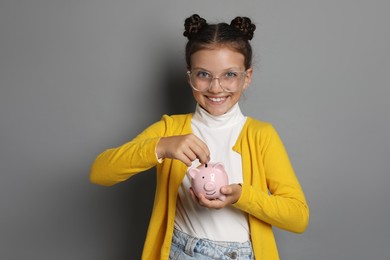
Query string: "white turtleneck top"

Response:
xmin=174 ymin=103 xmax=250 ymax=242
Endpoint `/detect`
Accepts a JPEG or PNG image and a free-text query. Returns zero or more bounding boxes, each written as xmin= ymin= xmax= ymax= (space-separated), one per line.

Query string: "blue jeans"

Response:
xmin=169 ymin=228 xmax=254 ymax=260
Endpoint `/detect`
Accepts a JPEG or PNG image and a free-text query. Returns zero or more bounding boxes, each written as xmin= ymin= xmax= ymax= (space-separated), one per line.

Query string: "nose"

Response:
xmin=208 ymin=77 xmax=223 ymax=93
xmin=204 ymin=182 xmax=215 ymax=191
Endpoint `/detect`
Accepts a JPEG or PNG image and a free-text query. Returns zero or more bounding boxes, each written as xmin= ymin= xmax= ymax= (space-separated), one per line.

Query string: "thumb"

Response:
xmin=220 ymin=185 xmax=231 ymax=194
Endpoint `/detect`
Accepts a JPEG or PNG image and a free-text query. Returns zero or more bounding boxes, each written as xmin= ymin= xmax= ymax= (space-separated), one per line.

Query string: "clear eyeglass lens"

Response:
xmin=188 ymin=70 xmax=246 ymax=92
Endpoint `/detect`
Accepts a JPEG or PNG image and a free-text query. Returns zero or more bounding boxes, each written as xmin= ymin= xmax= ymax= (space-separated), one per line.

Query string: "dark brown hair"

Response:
xmin=183 ymin=14 xmax=256 ymax=69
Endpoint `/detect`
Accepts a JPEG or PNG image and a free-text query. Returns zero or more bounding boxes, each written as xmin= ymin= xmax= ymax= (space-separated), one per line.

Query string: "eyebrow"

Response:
xmin=192 ymin=67 xmax=244 ymax=73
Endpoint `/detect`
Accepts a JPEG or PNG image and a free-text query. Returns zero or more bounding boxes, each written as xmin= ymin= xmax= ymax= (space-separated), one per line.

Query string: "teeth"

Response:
xmin=208 ymin=97 xmax=225 ymax=102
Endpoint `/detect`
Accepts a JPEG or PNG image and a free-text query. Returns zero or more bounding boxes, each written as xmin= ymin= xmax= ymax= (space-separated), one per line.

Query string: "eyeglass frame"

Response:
xmin=186 ymin=69 xmax=248 ymax=93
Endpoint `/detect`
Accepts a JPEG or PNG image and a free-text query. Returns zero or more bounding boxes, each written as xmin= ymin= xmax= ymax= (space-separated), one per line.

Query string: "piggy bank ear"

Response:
xmin=188 ymin=168 xmax=199 ymax=179
xmin=213 ymin=162 xmax=225 ymax=172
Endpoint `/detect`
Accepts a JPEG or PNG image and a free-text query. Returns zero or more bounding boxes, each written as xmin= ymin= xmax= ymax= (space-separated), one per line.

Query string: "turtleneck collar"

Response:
xmin=192 ymin=103 xmax=246 ymax=129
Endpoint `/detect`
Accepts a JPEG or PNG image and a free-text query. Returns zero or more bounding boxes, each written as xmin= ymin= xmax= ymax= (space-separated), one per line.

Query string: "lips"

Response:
xmin=207 ymin=96 xmax=227 ymax=103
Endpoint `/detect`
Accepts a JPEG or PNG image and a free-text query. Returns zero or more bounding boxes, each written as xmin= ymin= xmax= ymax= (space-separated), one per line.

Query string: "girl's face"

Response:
xmin=188 ymin=47 xmax=253 ymax=116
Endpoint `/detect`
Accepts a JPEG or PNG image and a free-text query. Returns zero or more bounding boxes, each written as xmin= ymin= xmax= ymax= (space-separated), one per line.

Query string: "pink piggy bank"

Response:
xmin=188 ymin=162 xmax=229 ymax=201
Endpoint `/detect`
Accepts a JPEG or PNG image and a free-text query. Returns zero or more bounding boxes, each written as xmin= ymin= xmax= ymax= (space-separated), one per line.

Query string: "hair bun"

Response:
xmin=183 ymin=14 xmax=208 ymax=39
xmin=230 ymin=17 xmax=256 ymax=40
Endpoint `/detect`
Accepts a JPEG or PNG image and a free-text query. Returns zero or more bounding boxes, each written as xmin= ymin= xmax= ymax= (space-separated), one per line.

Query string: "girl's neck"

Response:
xmin=193 ymin=103 xmax=245 ymax=128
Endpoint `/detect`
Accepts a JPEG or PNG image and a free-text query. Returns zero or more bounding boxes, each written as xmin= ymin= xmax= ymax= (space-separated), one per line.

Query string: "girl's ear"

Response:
xmin=244 ymin=67 xmax=253 ymax=89
xmin=186 ymin=67 xmax=192 ymax=85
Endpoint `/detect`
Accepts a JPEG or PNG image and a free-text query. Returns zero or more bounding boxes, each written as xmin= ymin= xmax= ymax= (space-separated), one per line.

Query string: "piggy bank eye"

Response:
xmin=202 ymin=176 xmax=205 ymax=179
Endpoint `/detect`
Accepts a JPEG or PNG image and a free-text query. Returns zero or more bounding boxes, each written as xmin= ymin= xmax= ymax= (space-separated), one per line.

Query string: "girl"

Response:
xmin=90 ymin=14 xmax=309 ymax=260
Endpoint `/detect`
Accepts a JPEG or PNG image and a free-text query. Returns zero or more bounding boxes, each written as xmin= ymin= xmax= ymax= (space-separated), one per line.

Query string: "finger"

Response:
xmin=175 ymin=153 xmax=193 ymax=167
xmin=189 ymin=142 xmax=210 ymax=164
xmin=182 ymin=147 xmax=198 ymax=162
xmin=175 ymin=145 xmax=198 ymax=166
xmin=198 ymin=194 xmax=225 ymax=209
xmin=178 ymin=149 xmax=204 ymax=166
xmin=189 ymin=188 xmax=198 ymax=202
xmin=197 ymin=193 xmax=207 ymax=206
xmin=188 ymin=135 xmax=210 ymax=163
xmin=197 ymin=142 xmax=211 ymax=163
xmin=220 ymin=185 xmax=232 ymax=195
xmin=220 ymin=185 xmax=242 ymax=204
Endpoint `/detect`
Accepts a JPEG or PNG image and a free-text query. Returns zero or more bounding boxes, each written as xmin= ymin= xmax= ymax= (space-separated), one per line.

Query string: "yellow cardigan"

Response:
xmin=90 ymin=114 xmax=309 ymax=260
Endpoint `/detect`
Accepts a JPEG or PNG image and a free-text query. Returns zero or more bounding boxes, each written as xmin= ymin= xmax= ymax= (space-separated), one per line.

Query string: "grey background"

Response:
xmin=1 ymin=0 xmax=389 ymax=259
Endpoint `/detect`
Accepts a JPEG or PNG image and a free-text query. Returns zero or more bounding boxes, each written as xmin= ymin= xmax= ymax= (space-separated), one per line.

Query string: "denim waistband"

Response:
xmin=171 ymin=228 xmax=253 ymax=259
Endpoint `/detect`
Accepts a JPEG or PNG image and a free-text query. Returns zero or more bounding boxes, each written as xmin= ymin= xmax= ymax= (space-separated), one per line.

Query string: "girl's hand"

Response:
xmin=156 ymin=134 xmax=210 ymax=166
xmin=190 ymin=184 xmax=242 ymax=209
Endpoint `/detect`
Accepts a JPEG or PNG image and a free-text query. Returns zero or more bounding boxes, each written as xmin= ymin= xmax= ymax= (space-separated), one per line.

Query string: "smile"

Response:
xmin=207 ymin=96 xmax=227 ymax=102
xmin=206 ymin=191 xmax=216 ymax=195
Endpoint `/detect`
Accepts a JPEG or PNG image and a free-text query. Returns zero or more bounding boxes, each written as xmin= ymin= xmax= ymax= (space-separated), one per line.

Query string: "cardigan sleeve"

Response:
xmin=234 ymin=124 xmax=309 ymax=233
xmin=89 ymin=116 xmax=172 ymax=186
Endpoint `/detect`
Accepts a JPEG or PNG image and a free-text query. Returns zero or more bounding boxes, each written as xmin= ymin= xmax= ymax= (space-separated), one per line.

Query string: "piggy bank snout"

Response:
xmin=189 ymin=162 xmax=229 ymax=201
xmin=203 ymin=181 xmax=216 ymax=191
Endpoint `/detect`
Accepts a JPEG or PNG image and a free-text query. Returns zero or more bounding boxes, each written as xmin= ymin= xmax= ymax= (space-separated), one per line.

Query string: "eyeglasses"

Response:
xmin=187 ymin=69 xmax=247 ymax=93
